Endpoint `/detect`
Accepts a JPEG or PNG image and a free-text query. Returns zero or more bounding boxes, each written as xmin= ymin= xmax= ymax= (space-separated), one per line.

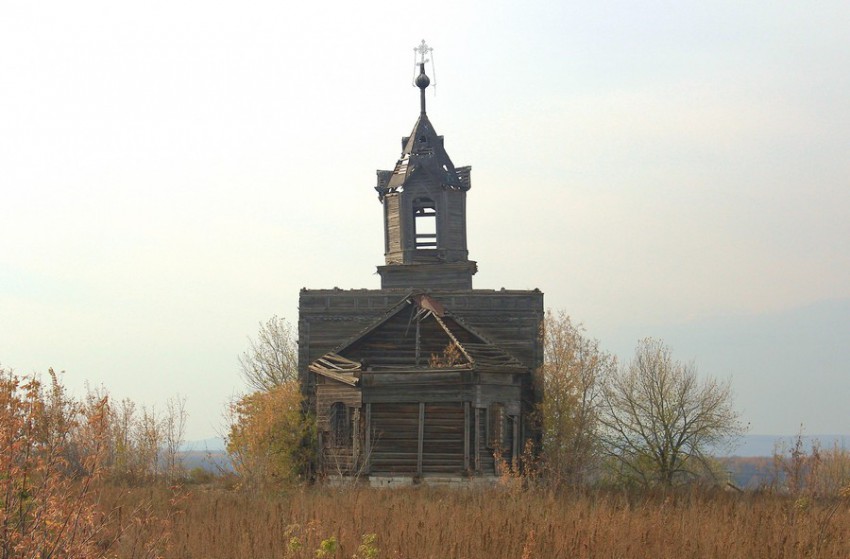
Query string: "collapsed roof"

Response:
xmin=308 ymin=292 xmax=527 ymax=384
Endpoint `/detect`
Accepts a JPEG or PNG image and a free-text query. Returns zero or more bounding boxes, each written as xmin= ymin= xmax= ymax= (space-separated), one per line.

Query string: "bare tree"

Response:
xmin=238 ymin=315 xmax=298 ymax=391
xmin=538 ymin=310 xmax=615 ymax=487
xmin=138 ymin=406 xmax=162 ymax=481
xmin=163 ymin=395 xmax=188 ymax=483
xmin=599 ymin=338 xmax=744 ymax=487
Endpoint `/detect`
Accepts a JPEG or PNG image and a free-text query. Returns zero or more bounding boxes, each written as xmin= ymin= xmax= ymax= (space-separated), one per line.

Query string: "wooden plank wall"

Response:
xmin=444 ymin=191 xmax=467 ymax=257
xmin=368 ymin=402 xmax=466 ymax=475
xmin=363 ymin=378 xmax=474 ymax=405
xmin=476 ymin=411 xmax=496 ymax=475
xmin=370 ymin=403 xmax=419 ymax=474
xmin=377 ymin=264 xmax=476 ymax=290
xmin=384 ymin=194 xmax=401 ymax=261
xmin=422 ymin=403 xmax=464 ymax=473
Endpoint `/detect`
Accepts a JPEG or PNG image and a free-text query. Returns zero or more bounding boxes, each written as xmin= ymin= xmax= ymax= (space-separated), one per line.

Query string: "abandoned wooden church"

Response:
xmin=298 ymin=44 xmax=543 ymax=483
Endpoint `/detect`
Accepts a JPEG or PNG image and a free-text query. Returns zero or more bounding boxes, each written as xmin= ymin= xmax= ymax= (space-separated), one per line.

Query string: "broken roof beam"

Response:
xmin=432 ymin=314 xmax=474 ymax=365
xmin=318 ymin=353 xmax=362 ymax=370
xmin=308 ymin=365 xmax=360 ymax=386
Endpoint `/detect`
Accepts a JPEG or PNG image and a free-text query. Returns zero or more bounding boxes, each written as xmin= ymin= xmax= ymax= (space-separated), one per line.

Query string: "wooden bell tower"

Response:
xmin=375 ymin=41 xmax=477 ymax=290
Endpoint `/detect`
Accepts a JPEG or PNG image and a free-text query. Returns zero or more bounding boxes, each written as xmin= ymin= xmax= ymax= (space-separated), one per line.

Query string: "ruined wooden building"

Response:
xmin=298 ymin=46 xmax=543 ymax=482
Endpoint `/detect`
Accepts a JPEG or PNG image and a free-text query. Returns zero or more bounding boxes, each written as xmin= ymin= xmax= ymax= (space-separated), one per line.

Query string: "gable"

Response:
xmin=308 ymin=292 xmax=526 ymax=374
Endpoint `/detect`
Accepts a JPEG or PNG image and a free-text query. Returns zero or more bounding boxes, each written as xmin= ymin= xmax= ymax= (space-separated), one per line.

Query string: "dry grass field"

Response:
xmin=4 ymin=368 xmax=847 ymax=558
xmin=104 ymin=484 xmax=850 ymax=559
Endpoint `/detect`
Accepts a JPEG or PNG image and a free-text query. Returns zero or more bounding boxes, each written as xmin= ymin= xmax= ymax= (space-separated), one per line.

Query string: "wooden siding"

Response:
xmin=378 ymin=262 xmax=476 ymax=290
xmin=369 ymin=402 xmax=466 ymax=475
xmin=445 ymin=191 xmax=466 ymax=255
xmin=298 ymin=290 xmax=402 ymax=393
xmin=370 ymin=403 xmax=419 ymax=474
xmin=363 ymin=384 xmax=475 ymax=405
xmin=474 ymin=383 xmax=523 ymax=409
xmin=384 ymin=194 xmax=402 ymax=262
xmin=476 ymin=410 xmax=496 ymax=474
xmin=422 ymin=403 xmax=464 ymax=473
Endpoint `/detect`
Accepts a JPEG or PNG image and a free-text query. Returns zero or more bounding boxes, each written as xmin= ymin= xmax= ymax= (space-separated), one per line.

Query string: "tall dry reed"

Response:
xmin=108 ymin=484 xmax=850 ymax=559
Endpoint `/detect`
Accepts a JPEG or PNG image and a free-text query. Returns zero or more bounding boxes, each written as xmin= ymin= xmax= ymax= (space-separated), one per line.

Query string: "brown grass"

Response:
xmin=105 ymin=485 xmax=850 ymax=559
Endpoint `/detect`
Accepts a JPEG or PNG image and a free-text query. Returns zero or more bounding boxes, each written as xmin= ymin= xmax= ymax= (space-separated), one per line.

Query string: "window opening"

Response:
xmin=413 ymin=197 xmax=437 ymax=249
xmin=488 ymin=403 xmax=504 ymax=449
xmin=330 ymin=402 xmax=350 ymax=446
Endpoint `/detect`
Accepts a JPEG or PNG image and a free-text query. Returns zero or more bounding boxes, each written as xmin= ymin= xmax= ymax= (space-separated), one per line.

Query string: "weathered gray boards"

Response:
xmin=298 ymin=55 xmax=543 ymax=481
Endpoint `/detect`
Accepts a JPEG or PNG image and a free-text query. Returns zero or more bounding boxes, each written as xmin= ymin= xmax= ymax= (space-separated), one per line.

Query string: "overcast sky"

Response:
xmin=2 ymin=1 xmax=848 ymax=441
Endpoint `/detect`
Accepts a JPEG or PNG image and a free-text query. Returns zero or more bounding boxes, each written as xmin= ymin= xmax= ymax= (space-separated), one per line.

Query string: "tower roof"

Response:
xmin=385 ymin=113 xmax=467 ymax=192
xmin=375 ymin=52 xmax=470 ymax=200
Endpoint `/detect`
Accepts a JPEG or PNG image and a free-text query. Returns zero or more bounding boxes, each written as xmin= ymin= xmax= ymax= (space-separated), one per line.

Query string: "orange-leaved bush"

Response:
xmin=0 ymin=368 xmax=110 ymax=559
xmin=226 ymin=380 xmax=315 ymax=489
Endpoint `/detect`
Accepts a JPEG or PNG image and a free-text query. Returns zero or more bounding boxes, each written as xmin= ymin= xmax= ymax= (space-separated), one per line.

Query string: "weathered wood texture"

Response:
xmin=384 ymin=194 xmax=402 ymax=261
xmin=368 ymin=402 xmax=467 ymax=475
xmin=302 ymin=289 xmax=541 ymax=478
xmin=380 ymin=162 xmax=470 ymax=266
xmin=377 ymin=262 xmax=477 ymax=290
xmin=298 ymin=288 xmax=543 ymax=395
xmin=315 ymin=381 xmax=361 ymax=429
xmin=370 ymin=402 xmax=420 ymax=474
xmin=422 ymin=403 xmax=465 ymax=473
xmin=322 ymin=447 xmax=355 ymax=474
xmin=477 ymin=410 xmax=496 ymax=474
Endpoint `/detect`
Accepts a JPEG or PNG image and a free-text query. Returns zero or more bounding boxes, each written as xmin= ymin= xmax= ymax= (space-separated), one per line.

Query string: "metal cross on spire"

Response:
xmin=412 ymin=39 xmax=436 ymax=98
xmin=414 ymin=39 xmax=432 ymax=65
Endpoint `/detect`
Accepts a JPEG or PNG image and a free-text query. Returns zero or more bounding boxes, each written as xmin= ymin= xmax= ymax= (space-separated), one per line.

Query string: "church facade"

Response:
xmin=298 ymin=48 xmax=543 ymax=482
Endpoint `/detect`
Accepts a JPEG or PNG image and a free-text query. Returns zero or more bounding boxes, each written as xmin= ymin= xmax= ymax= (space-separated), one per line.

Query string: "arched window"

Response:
xmin=412 ymin=197 xmax=437 ymax=249
xmin=329 ymin=402 xmax=350 ymax=447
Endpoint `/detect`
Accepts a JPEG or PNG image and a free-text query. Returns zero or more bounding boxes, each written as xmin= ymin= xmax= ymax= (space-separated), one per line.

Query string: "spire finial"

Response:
xmin=414 ymin=39 xmax=432 ymax=65
xmin=412 ymin=40 xmax=435 ymax=115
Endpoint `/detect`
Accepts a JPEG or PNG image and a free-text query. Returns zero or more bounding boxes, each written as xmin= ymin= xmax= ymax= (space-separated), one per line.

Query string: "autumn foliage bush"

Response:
xmin=0 ymin=368 xmax=180 ymax=559
xmin=0 ymin=368 xmax=111 ymax=558
xmin=225 ymin=380 xmax=315 ymax=490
